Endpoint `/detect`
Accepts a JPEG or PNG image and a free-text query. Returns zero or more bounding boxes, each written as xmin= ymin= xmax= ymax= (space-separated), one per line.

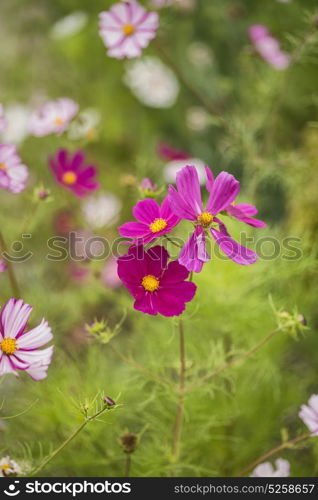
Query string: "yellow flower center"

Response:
xmin=141 ymin=274 xmax=160 ymax=292
xmin=197 ymin=211 xmax=213 ymax=228
xmin=123 ymin=24 xmax=135 ymax=36
xmin=0 ymin=338 xmax=17 ymax=355
xmin=149 ymin=218 xmax=167 ymax=233
xmin=54 ymin=117 xmax=64 ymax=126
xmin=62 ymin=171 xmax=77 ymax=185
xmin=0 ymin=163 xmax=7 ymax=171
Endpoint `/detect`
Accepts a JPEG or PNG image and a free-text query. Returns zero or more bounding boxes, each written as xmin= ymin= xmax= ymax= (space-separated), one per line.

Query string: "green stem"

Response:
xmin=171 ymin=318 xmax=186 ymax=462
xmin=238 ymin=432 xmax=312 ymax=477
xmin=124 ymin=454 xmax=132 ymax=477
xmin=0 ymin=230 xmax=21 ymax=298
xmin=187 ymin=327 xmax=282 ymax=392
xmin=30 ymin=405 xmax=110 ymax=476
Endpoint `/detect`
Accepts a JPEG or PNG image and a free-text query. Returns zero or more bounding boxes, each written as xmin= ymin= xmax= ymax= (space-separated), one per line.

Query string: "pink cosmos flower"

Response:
xmin=101 ymin=258 xmax=122 ymax=289
xmin=140 ymin=178 xmax=157 ymax=193
xmin=0 ymin=298 xmax=53 ymax=381
xmin=299 ymin=394 xmax=318 ymax=436
xmin=29 ymin=98 xmax=78 ymax=137
xmin=0 ymin=104 xmax=7 ymax=134
xmin=99 ymin=0 xmax=159 ymax=59
xmin=157 ymin=142 xmax=191 ymax=161
xmin=119 ymin=197 xmax=180 ymax=244
xmin=0 ymin=144 xmax=29 ymax=194
xmin=117 ymin=245 xmax=196 ymax=316
xmin=249 ymin=25 xmax=291 ymax=70
xmin=49 ymin=149 xmax=99 ymax=198
xmin=250 ymin=458 xmax=290 ymax=477
xmin=168 ymin=165 xmax=264 ymax=272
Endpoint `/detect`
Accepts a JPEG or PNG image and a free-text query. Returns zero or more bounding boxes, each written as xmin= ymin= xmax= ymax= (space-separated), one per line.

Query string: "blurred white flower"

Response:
xmin=0 ymin=104 xmax=7 ymax=134
xmin=1 ymin=104 xmax=30 ymax=144
xmin=186 ymin=106 xmax=210 ymax=131
xmin=187 ymin=42 xmax=213 ymax=68
xmin=68 ymin=108 xmax=101 ymax=141
xmin=50 ymin=11 xmax=88 ymax=40
xmin=82 ymin=193 xmax=122 ymax=229
xmin=0 ymin=456 xmax=22 ymax=477
xmin=250 ymin=458 xmax=290 ymax=477
xmin=124 ymin=57 xmax=179 ymax=108
xmin=163 ymin=158 xmax=207 ymax=185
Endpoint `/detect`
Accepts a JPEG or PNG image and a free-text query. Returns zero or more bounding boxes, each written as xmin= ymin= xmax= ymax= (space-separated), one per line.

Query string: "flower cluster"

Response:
xmin=249 ymin=25 xmax=291 ymax=70
xmin=29 ymin=98 xmax=78 ymax=137
xmin=118 ymin=164 xmax=265 ymax=316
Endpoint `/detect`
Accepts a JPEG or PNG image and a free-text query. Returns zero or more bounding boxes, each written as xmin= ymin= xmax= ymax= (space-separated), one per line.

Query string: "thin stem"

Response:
xmin=164 ymin=235 xmax=182 ymax=249
xmin=0 ymin=230 xmax=21 ymax=298
xmin=154 ymin=40 xmax=228 ymax=129
xmin=238 ymin=432 xmax=312 ymax=477
xmin=30 ymin=405 xmax=110 ymax=476
xmin=124 ymin=454 xmax=132 ymax=477
xmin=171 ymin=318 xmax=186 ymax=462
xmin=187 ymin=327 xmax=281 ymax=392
xmin=109 ymin=344 xmax=172 ymax=387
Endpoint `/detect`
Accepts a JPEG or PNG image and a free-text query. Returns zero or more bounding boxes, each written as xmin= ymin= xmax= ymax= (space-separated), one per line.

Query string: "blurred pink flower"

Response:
xmin=250 ymin=458 xmax=290 ymax=477
xmin=49 ymin=149 xmax=99 ymax=197
xmin=299 ymin=394 xmax=318 ymax=435
xmin=0 ymin=104 xmax=7 ymax=134
xmin=0 ymin=144 xmax=29 ymax=194
xmin=157 ymin=142 xmax=190 ymax=161
xmin=29 ymin=98 xmax=78 ymax=136
xmin=69 ymin=262 xmax=91 ymax=284
xmin=0 ymin=260 xmax=7 ymax=273
xmin=249 ymin=25 xmax=290 ymax=70
xmin=0 ymin=298 xmax=53 ymax=381
xmin=140 ymin=178 xmax=157 ymax=193
xmin=99 ymin=0 xmax=159 ymax=59
xmin=101 ymin=258 xmax=122 ymax=289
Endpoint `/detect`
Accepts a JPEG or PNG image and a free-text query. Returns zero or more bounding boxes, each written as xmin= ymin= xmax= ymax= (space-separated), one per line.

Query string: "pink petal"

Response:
xmin=211 ymin=227 xmax=258 ymax=265
xmin=160 ymin=260 xmax=190 ymax=285
xmin=119 ymin=221 xmax=150 ymax=239
xmin=206 ymin=171 xmax=240 ymax=215
xmin=133 ymin=199 xmax=161 ymax=224
xmin=175 ymin=165 xmax=203 ymax=215
xmin=17 ymin=319 xmax=52 ymax=350
xmin=134 ymin=291 xmax=159 ymax=315
xmin=0 ymin=299 xmax=33 ymax=339
xmin=179 ymin=226 xmax=210 ymax=273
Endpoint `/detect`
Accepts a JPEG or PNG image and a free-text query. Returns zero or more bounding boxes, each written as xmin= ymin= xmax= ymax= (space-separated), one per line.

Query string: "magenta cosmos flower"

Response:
xmin=99 ymin=0 xmax=159 ymax=59
xmin=299 ymin=394 xmax=318 ymax=436
xmin=0 ymin=298 xmax=53 ymax=381
xmin=249 ymin=25 xmax=290 ymax=70
xmin=0 ymin=144 xmax=29 ymax=194
xmin=119 ymin=197 xmax=179 ymax=244
xmin=49 ymin=149 xmax=99 ymax=197
xmin=117 ymin=245 xmax=196 ymax=316
xmin=168 ymin=165 xmax=265 ymax=272
xmin=29 ymin=98 xmax=78 ymax=137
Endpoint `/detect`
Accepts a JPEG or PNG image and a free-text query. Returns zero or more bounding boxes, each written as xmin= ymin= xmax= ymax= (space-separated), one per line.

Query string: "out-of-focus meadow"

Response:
xmin=1 ymin=0 xmax=318 ymax=477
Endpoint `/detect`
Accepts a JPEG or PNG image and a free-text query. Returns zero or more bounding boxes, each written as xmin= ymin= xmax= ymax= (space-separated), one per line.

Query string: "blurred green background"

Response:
xmin=1 ymin=0 xmax=318 ymax=477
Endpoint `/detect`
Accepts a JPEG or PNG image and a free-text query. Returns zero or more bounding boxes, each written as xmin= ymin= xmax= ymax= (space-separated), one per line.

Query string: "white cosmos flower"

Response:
xmin=82 ymin=193 xmax=122 ymax=229
xmin=163 ymin=158 xmax=207 ymax=185
xmin=1 ymin=104 xmax=30 ymax=144
xmin=0 ymin=456 xmax=22 ymax=477
xmin=50 ymin=11 xmax=88 ymax=40
xmin=250 ymin=458 xmax=290 ymax=477
xmin=124 ymin=57 xmax=179 ymax=108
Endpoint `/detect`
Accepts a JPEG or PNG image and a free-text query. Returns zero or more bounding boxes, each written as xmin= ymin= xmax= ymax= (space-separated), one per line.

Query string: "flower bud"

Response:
xmin=120 ymin=432 xmax=138 ymax=453
xmin=103 ymin=396 xmax=116 ymax=407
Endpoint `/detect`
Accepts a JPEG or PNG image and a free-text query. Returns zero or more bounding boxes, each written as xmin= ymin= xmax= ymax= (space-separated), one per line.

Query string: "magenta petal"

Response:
xmin=205 ymin=165 xmax=214 ymax=192
xmin=160 ymin=196 xmax=180 ymax=227
xmin=160 ymin=260 xmax=189 ymax=285
xmin=57 ymin=149 xmax=68 ymax=169
xmin=179 ymin=226 xmax=210 ymax=273
xmin=133 ymin=199 xmax=160 ymax=224
xmin=175 ymin=165 xmax=203 ymax=215
xmin=234 ymin=203 xmax=258 ymax=216
xmin=207 ymin=171 xmax=240 ymax=215
xmin=168 ymin=185 xmax=197 ymax=221
xmin=156 ymin=282 xmax=196 ymax=317
xmin=145 ymin=245 xmax=169 ymax=276
xmin=211 ymin=228 xmax=258 ymax=265
xmin=119 ymin=221 xmax=149 ymax=239
xmin=70 ymin=151 xmax=85 ymax=171
xmin=226 ymin=204 xmax=265 ymax=228
xmin=134 ymin=292 xmax=159 ymax=316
